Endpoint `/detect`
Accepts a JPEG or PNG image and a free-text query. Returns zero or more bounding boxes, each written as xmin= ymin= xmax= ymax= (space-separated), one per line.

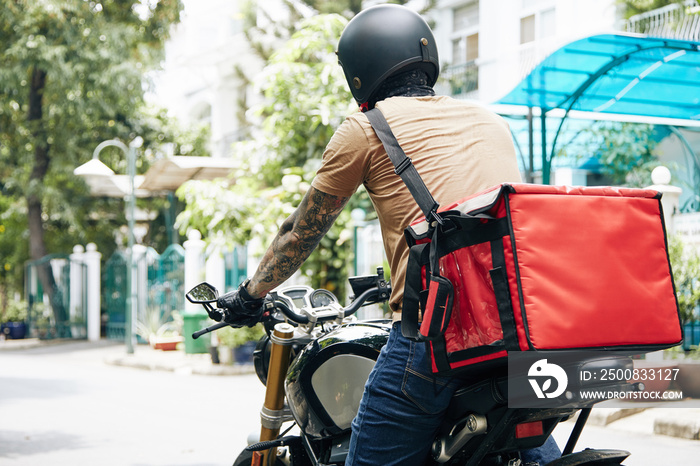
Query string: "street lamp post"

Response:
xmin=74 ymin=138 xmax=142 ymax=354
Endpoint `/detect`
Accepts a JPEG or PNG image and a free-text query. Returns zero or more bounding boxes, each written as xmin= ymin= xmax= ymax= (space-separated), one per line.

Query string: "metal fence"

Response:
xmin=101 ymin=243 xmax=247 ymax=341
xmin=144 ymin=244 xmax=185 ymax=338
xmin=437 ymin=61 xmax=479 ymax=99
xmin=25 ymin=254 xmax=87 ymax=340
xmin=684 ymin=321 xmax=700 ymax=350
xmin=224 ymin=246 xmax=247 ymax=292
xmin=102 ymin=245 xmax=186 ymax=341
xmin=624 ymin=1 xmax=700 ymax=40
xmin=103 ymin=251 xmax=127 ymax=340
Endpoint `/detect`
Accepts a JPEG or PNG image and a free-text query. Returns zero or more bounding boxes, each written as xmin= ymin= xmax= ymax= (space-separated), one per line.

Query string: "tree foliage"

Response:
xmin=617 ymin=0 xmax=688 ymax=19
xmin=176 ymin=2 xmax=439 ymax=299
xmin=177 ymin=13 xmax=374 ymax=299
xmin=0 ymin=1 xmax=185 ymax=306
xmin=583 ymin=122 xmax=659 ymax=187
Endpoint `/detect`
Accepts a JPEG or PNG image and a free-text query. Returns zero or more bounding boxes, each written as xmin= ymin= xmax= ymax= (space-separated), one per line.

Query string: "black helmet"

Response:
xmin=337 ymin=4 xmax=439 ymax=105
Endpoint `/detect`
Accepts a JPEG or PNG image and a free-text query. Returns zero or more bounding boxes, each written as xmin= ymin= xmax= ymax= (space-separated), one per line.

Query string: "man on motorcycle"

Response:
xmin=217 ymin=4 xmax=560 ymax=465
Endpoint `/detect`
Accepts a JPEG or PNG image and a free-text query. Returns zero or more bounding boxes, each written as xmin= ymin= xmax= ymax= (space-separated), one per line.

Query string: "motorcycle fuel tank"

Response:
xmin=285 ymin=321 xmax=391 ymax=438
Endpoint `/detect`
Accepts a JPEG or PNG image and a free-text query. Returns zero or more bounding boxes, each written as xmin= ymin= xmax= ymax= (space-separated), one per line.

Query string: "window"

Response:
xmin=448 ymin=2 xmax=480 ymax=95
xmin=540 ymin=8 xmax=556 ymax=38
xmin=520 ymin=14 xmax=535 ymax=44
xmin=521 ymin=7 xmax=556 ymax=44
xmin=451 ymin=33 xmax=479 ymax=65
xmin=453 ymin=2 xmax=479 ymax=31
xmin=452 ymin=38 xmax=464 ymax=65
xmin=466 ymin=33 xmax=479 ymax=62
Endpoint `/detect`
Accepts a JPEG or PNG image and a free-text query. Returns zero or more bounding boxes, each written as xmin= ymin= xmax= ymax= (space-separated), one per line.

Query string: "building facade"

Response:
xmin=151 ymin=0 xmax=263 ymax=159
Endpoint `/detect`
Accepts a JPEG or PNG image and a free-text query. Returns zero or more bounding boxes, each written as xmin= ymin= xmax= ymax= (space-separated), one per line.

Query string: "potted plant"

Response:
xmin=216 ymin=324 xmax=265 ymax=365
xmin=31 ymin=302 xmax=53 ymax=339
xmin=136 ymin=307 xmax=183 ymax=351
xmin=1 ymin=300 xmax=28 ymax=339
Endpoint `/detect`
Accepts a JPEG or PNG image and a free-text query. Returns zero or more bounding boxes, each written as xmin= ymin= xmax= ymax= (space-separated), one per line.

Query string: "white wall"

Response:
xmin=434 ymin=0 xmax=620 ymax=103
xmin=150 ymin=0 xmax=264 ymax=158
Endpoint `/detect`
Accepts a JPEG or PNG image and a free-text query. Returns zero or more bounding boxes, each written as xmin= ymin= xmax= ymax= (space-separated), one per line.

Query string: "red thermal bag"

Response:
xmin=402 ymin=183 xmax=683 ymax=374
xmin=364 ymin=107 xmax=682 ymax=376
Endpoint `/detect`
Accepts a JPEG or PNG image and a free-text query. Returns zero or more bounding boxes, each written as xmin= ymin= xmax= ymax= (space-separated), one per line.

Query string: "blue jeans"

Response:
xmin=345 ymin=323 xmax=561 ymax=465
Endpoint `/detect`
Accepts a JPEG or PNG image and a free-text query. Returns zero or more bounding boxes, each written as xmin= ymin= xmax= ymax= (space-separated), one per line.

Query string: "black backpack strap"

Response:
xmin=365 ymin=108 xmax=442 ymax=225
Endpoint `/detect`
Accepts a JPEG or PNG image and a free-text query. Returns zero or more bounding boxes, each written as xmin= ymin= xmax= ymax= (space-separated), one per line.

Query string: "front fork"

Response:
xmin=252 ymin=322 xmax=295 ymax=466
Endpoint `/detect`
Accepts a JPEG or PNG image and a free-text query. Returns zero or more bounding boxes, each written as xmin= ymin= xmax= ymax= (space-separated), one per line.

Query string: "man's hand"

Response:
xmin=216 ymin=281 xmax=265 ymax=328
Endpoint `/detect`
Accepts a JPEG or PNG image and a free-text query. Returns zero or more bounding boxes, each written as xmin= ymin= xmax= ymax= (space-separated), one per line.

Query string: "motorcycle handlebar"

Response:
xmin=343 ymin=287 xmax=380 ymax=317
xmin=191 ymin=280 xmax=389 ymax=339
xmin=271 ymin=299 xmax=309 ymax=324
xmin=270 ymin=286 xmax=381 ymax=325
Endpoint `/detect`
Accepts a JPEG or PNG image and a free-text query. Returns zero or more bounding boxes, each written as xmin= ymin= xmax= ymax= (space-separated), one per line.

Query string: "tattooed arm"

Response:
xmin=245 ymin=186 xmax=350 ymax=299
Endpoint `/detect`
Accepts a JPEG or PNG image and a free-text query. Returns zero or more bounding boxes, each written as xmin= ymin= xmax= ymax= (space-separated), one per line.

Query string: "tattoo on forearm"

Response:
xmin=248 ymin=187 xmax=349 ymax=297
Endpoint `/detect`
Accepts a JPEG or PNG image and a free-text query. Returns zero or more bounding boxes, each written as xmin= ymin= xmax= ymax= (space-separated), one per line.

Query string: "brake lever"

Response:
xmin=192 ymin=321 xmax=229 ymax=340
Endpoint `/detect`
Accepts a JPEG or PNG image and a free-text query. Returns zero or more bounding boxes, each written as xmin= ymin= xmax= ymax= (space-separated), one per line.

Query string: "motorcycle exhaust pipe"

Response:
xmin=432 ymin=413 xmax=488 ymax=464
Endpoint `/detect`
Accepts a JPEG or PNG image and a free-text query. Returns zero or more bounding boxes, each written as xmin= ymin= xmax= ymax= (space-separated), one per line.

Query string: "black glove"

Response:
xmin=216 ymin=280 xmax=265 ymax=328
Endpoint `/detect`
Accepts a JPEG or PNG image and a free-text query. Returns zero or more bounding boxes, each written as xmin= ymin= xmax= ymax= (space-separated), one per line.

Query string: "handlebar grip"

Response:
xmin=343 ymin=287 xmax=379 ymax=317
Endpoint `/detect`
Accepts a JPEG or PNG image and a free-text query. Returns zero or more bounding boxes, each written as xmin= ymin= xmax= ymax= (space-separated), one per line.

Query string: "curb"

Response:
xmin=587 ymin=408 xmax=647 ymax=426
xmin=654 ymin=416 xmax=700 ymax=440
xmin=104 ymin=354 xmax=257 ymax=376
xmin=0 ymin=337 xmax=74 ymax=351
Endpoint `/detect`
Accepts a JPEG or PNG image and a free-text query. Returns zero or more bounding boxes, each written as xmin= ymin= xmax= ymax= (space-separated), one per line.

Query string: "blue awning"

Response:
xmin=493 ymin=33 xmax=700 ymax=186
xmin=496 ymin=34 xmax=700 ymax=121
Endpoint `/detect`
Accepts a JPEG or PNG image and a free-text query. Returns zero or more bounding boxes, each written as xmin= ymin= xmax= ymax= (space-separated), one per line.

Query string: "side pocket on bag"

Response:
xmin=402 ymin=243 xmax=430 ymax=341
xmin=419 ymin=274 xmax=454 ymax=340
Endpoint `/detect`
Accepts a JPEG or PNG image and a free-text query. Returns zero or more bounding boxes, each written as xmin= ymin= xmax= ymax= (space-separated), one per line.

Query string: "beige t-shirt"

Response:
xmin=311 ymin=96 xmax=522 ymax=318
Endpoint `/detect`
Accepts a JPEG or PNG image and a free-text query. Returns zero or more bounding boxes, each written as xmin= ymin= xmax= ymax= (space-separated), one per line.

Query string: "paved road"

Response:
xmin=0 ymin=342 xmax=263 ymax=465
xmin=1 ymin=342 xmax=699 ymax=465
xmin=553 ymin=417 xmax=700 ymax=465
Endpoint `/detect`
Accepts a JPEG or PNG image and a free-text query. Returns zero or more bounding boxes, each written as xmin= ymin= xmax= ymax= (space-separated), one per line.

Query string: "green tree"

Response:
xmin=234 ymin=1 xmax=435 ymax=129
xmin=0 ymin=1 xmax=184 ymax=318
xmin=584 ymin=122 xmax=659 ymax=187
xmin=177 ymin=14 xmax=368 ymax=299
xmin=177 ymin=3 xmax=437 ymax=299
xmin=617 ymin=0 xmax=687 ymax=19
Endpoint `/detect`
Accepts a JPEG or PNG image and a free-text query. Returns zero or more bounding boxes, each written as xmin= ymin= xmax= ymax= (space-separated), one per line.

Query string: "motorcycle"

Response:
xmin=186 ymin=267 xmax=637 ymax=466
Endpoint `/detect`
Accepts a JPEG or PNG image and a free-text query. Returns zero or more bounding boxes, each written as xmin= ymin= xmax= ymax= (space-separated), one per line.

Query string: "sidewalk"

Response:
xmin=2 ymin=338 xmax=698 ymax=441
xmin=584 ymin=403 xmax=700 ymax=440
xmin=0 ymin=337 xmax=256 ymax=376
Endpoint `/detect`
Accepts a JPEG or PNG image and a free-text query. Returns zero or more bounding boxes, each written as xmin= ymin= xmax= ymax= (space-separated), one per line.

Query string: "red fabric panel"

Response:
xmin=509 ymin=183 xmax=660 ymax=199
xmin=419 ymin=285 xmax=438 ymax=339
xmin=434 ymin=349 xmax=508 ymax=373
xmin=440 ymin=242 xmax=504 ymax=353
xmin=502 ymin=234 xmax=531 ymax=351
xmin=508 ymin=194 xmax=681 ymax=349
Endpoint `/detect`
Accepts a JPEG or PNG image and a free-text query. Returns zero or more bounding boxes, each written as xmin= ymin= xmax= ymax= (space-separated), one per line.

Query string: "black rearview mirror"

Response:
xmin=186 ymin=282 xmax=219 ymax=303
